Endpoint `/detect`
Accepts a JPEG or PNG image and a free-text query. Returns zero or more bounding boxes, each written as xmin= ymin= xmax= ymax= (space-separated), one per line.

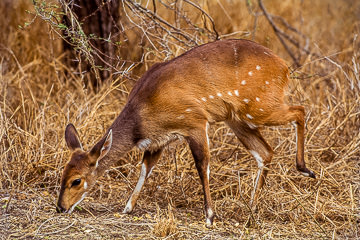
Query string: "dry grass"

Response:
xmin=1 ymin=0 xmax=359 ymax=239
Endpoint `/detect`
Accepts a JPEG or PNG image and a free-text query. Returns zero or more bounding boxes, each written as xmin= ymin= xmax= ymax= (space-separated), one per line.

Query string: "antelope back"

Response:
xmin=128 ymin=39 xmax=289 ymax=139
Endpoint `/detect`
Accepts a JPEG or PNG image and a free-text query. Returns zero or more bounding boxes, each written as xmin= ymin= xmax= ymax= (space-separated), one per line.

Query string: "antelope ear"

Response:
xmin=89 ymin=129 xmax=113 ymax=167
xmin=65 ymin=123 xmax=83 ymax=151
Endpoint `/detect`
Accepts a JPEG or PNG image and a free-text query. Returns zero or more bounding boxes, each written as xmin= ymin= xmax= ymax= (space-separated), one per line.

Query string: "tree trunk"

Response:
xmin=63 ymin=0 xmax=120 ymax=89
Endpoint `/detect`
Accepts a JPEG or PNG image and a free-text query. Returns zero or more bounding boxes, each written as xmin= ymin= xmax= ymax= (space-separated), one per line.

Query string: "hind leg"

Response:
xmin=264 ymin=105 xmax=315 ymax=178
xmin=186 ymin=122 xmax=215 ymax=227
xmin=226 ymin=120 xmax=273 ymax=209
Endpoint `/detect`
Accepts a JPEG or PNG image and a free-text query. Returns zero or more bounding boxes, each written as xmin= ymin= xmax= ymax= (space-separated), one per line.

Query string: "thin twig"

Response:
xmin=183 ymin=0 xmax=219 ymax=40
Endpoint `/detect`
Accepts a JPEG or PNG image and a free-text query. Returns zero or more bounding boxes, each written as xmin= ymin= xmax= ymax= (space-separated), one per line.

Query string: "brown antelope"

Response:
xmin=57 ymin=39 xmax=315 ymax=226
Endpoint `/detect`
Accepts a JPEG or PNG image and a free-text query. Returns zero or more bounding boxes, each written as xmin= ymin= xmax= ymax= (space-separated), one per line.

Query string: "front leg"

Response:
xmin=186 ymin=123 xmax=215 ymax=227
xmin=123 ymin=148 xmax=163 ymax=213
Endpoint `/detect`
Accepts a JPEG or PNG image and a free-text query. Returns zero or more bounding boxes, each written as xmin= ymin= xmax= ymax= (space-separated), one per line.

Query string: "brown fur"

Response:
xmin=57 ymin=39 xmax=315 ymax=225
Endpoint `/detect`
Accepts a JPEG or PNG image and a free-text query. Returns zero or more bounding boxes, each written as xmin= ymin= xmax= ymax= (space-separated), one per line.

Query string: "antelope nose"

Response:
xmin=56 ymin=204 xmax=66 ymax=213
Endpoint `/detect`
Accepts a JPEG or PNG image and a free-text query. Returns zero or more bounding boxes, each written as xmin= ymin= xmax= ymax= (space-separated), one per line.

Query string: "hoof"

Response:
xmin=300 ymin=170 xmax=316 ymax=179
xmin=205 ymin=218 xmax=214 ymax=228
xmin=308 ymin=170 xmax=316 ymax=179
xmin=297 ymin=165 xmax=316 ymax=179
xmin=122 ymin=206 xmax=132 ymax=214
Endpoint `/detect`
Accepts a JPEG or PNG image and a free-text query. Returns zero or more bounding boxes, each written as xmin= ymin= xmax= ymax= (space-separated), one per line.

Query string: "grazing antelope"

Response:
xmin=56 ymin=39 xmax=315 ymax=226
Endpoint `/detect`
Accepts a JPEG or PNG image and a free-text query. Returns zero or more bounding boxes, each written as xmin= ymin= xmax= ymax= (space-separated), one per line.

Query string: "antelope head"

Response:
xmin=56 ymin=123 xmax=112 ymax=213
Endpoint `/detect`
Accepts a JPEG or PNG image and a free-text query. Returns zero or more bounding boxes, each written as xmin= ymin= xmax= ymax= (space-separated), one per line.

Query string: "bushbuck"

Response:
xmin=56 ymin=39 xmax=315 ymax=226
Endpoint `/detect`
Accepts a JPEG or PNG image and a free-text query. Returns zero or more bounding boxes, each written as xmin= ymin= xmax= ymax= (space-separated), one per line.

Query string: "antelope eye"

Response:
xmin=71 ymin=179 xmax=81 ymax=187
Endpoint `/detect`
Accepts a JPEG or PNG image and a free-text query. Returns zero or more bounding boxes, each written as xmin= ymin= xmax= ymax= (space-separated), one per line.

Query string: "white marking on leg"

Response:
xmin=206 ymin=217 xmax=212 ymax=226
xmin=83 ymin=181 xmax=88 ymax=190
xmin=241 ymin=80 xmax=246 ymax=85
xmin=207 ymin=208 xmax=213 ymax=218
xmin=67 ymin=192 xmax=87 ymax=214
xmin=137 ymin=139 xmax=152 ymax=150
xmin=300 ymin=171 xmax=310 ymax=177
xmin=123 ymin=163 xmax=147 ymax=213
xmin=249 ymin=150 xmax=264 ymax=168
xmin=246 ymin=121 xmax=257 ymax=129
xmin=201 ymin=97 xmax=207 ymax=102
xmin=243 ymin=99 xmax=249 ymax=103
xmin=264 ymin=51 xmax=270 ymax=56
xmin=248 ymin=71 xmax=253 ymax=76
xmin=207 ymin=164 xmax=210 ymax=180
xmin=256 ymin=97 xmax=260 ymax=102
xmin=256 ymin=65 xmax=261 ymax=70
xmin=234 ymin=90 xmax=239 ymax=96
xmin=228 ymin=91 xmax=233 ymax=96
xmin=206 ymin=207 xmax=214 ymax=225
xmin=209 ymin=95 xmax=214 ymax=99
xmin=206 ymin=122 xmax=210 ymax=147
xmin=217 ymin=92 xmax=222 ymax=97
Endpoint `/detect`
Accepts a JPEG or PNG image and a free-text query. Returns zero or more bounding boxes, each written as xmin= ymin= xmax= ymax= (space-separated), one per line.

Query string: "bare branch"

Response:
xmin=258 ymin=0 xmax=300 ymax=66
xmin=183 ymin=0 xmax=219 ymax=40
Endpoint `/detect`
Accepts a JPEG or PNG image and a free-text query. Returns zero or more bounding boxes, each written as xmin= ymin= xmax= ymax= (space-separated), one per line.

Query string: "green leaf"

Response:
xmin=57 ymin=23 xmax=67 ymax=30
xmin=75 ymin=206 xmax=82 ymax=211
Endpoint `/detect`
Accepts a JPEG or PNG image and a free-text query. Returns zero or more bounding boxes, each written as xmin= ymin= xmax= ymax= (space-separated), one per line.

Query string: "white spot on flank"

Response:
xmin=228 ymin=91 xmax=233 ymax=96
xmin=250 ymin=150 xmax=264 ymax=168
xmin=265 ymin=81 xmax=269 ymax=85
xmin=256 ymin=65 xmax=261 ymax=70
xmin=246 ymin=114 xmax=254 ymax=119
xmin=83 ymin=181 xmax=88 ymax=190
xmin=209 ymin=95 xmax=214 ymax=99
xmin=185 ymin=108 xmax=192 ymax=112
xmin=259 ymin=108 xmax=264 ymax=112
xmin=217 ymin=92 xmax=222 ymax=97
xmin=201 ymin=97 xmax=207 ymax=102
xmin=177 ymin=115 xmax=185 ymax=119
xmin=241 ymin=80 xmax=246 ymax=85
xmin=243 ymin=98 xmax=250 ymax=103
xmin=234 ymin=90 xmax=239 ymax=96
xmin=256 ymin=97 xmax=260 ymax=102
xmin=248 ymin=71 xmax=253 ymax=76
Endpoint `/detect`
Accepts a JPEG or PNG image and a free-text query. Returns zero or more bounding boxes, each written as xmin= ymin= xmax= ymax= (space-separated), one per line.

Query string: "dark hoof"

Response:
xmin=300 ymin=170 xmax=316 ymax=179
xmin=308 ymin=170 xmax=316 ymax=179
